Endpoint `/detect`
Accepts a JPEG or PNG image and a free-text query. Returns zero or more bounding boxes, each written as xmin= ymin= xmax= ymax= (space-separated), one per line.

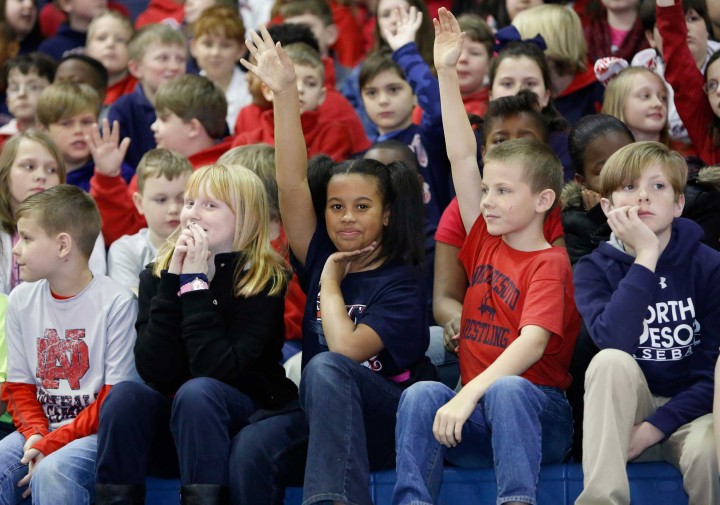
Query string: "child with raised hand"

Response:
xmin=657 ymin=0 xmax=720 ymax=165
xmin=392 ymin=10 xmax=579 ymax=505
xmin=95 ymin=163 xmax=297 ymax=504
xmin=370 ymin=4 xmax=454 ymax=228
xmin=563 ymin=113 xmax=635 ymax=265
xmin=573 ymin=141 xmax=720 ymax=504
xmin=230 ymin=26 xmax=433 ymax=505
xmin=0 ymin=130 xmax=107 ymax=293
xmin=432 ymin=91 xmax=566 ymax=386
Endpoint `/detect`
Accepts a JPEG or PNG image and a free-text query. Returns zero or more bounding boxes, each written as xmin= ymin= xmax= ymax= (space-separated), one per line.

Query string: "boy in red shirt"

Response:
xmin=232 ymin=41 xmax=352 ymax=161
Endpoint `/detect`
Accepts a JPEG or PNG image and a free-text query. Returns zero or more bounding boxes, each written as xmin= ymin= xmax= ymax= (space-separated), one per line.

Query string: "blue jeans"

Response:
xmin=0 ymin=431 xmax=97 ymax=505
xmin=229 ymin=404 xmax=308 ymax=505
xmin=300 ymin=352 xmax=405 ymax=505
xmin=97 ymin=378 xmax=256 ymax=486
xmin=393 ymin=377 xmax=573 ymax=505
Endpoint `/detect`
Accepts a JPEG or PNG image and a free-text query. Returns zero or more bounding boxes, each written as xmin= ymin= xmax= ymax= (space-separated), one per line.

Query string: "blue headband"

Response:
xmin=493 ymin=25 xmax=547 ymax=54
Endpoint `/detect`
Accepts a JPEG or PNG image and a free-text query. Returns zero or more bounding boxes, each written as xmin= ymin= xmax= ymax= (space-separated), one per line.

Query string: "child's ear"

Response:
xmin=382 ymin=207 xmax=390 ymax=226
xmin=480 ymin=144 xmax=486 ymax=161
xmin=127 ymin=59 xmax=143 ymax=79
xmin=674 ymin=193 xmax=685 ymax=217
xmin=535 ymin=189 xmax=555 ymax=213
xmin=318 ymin=86 xmax=327 ymax=106
xmin=573 ymin=173 xmax=586 ymax=187
xmin=260 ymin=82 xmax=274 ymax=103
xmin=187 ymin=118 xmax=203 ymax=139
xmin=56 ymin=232 xmax=72 ymax=259
xmin=189 ymin=39 xmax=199 ymax=60
xmin=323 ymin=24 xmax=339 ymax=48
xmin=600 ymin=197 xmax=613 ymax=217
xmin=132 ymin=192 xmax=145 ymax=215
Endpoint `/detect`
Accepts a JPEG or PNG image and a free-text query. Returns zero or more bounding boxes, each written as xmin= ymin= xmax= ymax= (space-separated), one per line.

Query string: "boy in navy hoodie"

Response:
xmin=574 ymin=141 xmax=720 ymax=505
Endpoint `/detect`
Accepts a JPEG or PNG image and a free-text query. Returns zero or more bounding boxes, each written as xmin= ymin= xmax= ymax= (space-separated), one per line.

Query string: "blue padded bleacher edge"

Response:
xmin=144 ymin=462 xmax=688 ymax=505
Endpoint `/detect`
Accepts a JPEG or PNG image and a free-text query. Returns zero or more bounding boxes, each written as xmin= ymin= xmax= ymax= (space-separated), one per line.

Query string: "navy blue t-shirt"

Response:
xmin=294 ymin=222 xmax=430 ymax=377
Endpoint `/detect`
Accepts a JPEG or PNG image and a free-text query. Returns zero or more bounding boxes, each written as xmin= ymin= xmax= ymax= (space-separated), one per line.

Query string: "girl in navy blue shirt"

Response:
xmin=229 ymin=27 xmax=434 ymax=505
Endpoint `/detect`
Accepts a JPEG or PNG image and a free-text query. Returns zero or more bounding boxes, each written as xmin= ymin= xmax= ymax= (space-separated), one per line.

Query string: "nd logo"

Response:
xmin=36 ymin=329 xmax=89 ymax=390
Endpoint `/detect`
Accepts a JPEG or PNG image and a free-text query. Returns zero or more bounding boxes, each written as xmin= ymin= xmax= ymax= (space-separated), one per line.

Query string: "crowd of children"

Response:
xmin=0 ymin=0 xmax=716 ymax=504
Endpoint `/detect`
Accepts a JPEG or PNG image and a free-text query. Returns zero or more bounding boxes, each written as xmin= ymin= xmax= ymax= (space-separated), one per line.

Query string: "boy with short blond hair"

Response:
xmin=190 ymin=6 xmax=250 ymax=134
xmin=233 ymin=41 xmax=352 ymax=161
xmin=574 ymin=141 xmax=720 ymax=505
xmin=393 ymin=11 xmax=579 ymax=505
xmin=108 ymin=149 xmax=191 ymax=293
xmin=36 ymin=82 xmax=133 ymax=191
xmin=108 ymin=23 xmax=186 ymax=168
xmin=85 ymin=11 xmax=136 ymax=106
xmin=0 ymin=184 xmax=138 ymax=503
xmin=38 ymin=0 xmax=108 ymax=61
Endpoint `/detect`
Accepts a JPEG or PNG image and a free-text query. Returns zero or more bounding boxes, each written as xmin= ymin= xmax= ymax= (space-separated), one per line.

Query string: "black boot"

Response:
xmin=94 ymin=483 xmax=145 ymax=505
xmin=180 ymin=484 xmax=229 ymax=505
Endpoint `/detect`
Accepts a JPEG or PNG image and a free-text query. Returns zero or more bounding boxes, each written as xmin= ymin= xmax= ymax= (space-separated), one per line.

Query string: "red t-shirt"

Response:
xmin=435 ymin=197 xmax=564 ymax=248
xmin=457 ymin=215 xmax=580 ymax=389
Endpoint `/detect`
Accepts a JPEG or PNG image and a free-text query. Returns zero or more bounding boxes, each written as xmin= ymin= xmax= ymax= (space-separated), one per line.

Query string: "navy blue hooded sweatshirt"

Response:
xmin=574 ymin=218 xmax=720 ymax=437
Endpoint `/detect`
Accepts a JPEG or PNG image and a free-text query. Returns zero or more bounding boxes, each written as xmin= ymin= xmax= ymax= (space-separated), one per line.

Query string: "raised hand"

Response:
xmin=240 ymin=26 xmax=297 ymax=96
xmin=433 ymin=7 xmax=465 ymax=71
xmin=382 ymin=5 xmax=423 ymax=51
xmin=88 ymin=118 xmax=131 ymax=177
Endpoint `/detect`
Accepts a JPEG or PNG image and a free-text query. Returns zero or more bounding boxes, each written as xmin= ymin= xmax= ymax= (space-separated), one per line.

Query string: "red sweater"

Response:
xmin=412 ymin=87 xmax=489 ymax=125
xmin=232 ymin=109 xmax=353 ymax=161
xmin=105 ymin=75 xmax=138 ymax=107
xmin=659 ymin=0 xmax=719 ymax=165
xmin=135 ymin=0 xmax=184 ymax=29
xmin=3 ymin=383 xmax=111 ymax=456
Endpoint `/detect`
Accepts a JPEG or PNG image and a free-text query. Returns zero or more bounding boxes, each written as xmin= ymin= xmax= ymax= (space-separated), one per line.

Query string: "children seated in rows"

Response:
xmin=92 ymin=74 xmax=228 ymax=246
xmin=108 ymin=22 xmax=186 ymax=169
xmin=107 ymin=149 xmax=191 ymax=294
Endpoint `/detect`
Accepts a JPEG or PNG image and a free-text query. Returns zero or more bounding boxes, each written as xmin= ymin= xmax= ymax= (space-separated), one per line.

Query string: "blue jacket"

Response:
xmin=574 ymin=218 xmax=720 ymax=437
xmin=108 ymin=84 xmax=156 ymax=169
xmin=38 ymin=24 xmax=86 ymax=61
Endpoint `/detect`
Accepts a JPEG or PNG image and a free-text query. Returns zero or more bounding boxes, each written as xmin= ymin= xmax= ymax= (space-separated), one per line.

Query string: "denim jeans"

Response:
xmin=393 ymin=377 xmax=573 ymax=505
xmin=97 ymin=378 xmax=256 ymax=486
xmin=229 ymin=405 xmax=308 ymax=505
xmin=0 ymin=431 xmax=97 ymax=505
xmin=300 ymin=352 xmax=405 ymax=505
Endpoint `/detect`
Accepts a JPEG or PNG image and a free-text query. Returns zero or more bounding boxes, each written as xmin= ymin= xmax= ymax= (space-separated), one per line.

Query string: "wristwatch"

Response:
xmin=177 ymin=277 xmax=209 ymax=296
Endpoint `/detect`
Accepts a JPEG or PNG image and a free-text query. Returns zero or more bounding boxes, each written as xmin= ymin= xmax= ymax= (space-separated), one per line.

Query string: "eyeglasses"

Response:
xmin=703 ymin=80 xmax=719 ymax=94
xmin=6 ymin=82 xmax=46 ymax=96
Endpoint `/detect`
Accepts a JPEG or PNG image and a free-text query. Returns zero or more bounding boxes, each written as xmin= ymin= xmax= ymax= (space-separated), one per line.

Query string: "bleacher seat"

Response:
xmin=144 ymin=462 xmax=688 ymax=505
